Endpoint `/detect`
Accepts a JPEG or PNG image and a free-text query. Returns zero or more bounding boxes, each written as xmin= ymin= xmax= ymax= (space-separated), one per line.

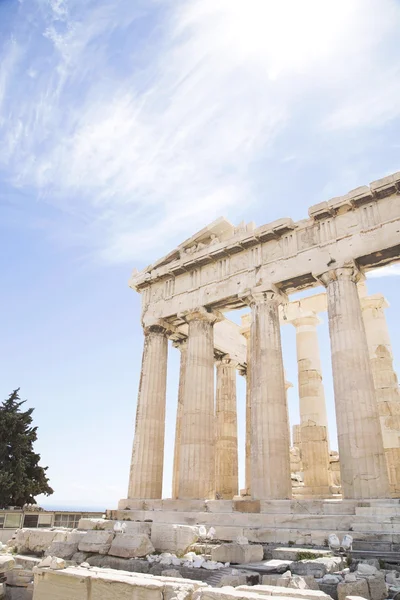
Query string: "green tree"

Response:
xmin=0 ymin=389 xmax=54 ymax=508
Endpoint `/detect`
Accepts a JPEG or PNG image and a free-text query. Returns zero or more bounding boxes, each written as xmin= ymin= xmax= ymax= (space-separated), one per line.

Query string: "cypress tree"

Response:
xmin=0 ymin=389 xmax=53 ymax=508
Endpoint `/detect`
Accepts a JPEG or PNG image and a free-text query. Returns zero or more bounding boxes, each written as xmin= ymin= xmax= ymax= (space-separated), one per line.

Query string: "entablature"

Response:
xmin=129 ymin=172 xmax=400 ymax=321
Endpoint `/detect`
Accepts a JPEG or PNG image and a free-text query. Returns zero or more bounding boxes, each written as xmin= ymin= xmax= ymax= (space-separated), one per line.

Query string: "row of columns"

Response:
xmin=128 ymin=264 xmax=396 ymax=501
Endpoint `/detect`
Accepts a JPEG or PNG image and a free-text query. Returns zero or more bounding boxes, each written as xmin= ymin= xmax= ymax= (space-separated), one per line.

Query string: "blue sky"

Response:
xmin=1 ymin=0 xmax=400 ymax=509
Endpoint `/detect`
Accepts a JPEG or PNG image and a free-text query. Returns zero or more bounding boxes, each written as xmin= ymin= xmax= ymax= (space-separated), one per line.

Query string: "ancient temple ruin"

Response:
xmin=123 ymin=171 xmax=400 ymax=510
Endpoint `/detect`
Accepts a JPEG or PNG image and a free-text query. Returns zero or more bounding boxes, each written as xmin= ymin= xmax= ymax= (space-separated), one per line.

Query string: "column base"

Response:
xmin=109 ymin=496 xmax=400 ymax=552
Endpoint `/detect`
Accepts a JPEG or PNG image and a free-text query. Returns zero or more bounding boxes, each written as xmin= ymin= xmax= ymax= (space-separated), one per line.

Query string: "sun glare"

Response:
xmin=217 ymin=0 xmax=356 ymax=76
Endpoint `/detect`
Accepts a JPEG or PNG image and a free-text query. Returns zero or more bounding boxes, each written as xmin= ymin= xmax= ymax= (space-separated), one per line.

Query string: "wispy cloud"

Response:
xmin=1 ymin=0 xmax=400 ymax=263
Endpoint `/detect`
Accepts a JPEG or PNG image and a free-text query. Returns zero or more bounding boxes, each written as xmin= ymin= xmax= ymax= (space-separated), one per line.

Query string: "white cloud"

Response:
xmin=1 ymin=0 xmax=400 ymax=263
xmin=367 ymin=264 xmax=400 ymax=278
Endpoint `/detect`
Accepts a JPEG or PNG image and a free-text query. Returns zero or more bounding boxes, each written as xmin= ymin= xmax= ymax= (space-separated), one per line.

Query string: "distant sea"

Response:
xmin=39 ymin=505 xmax=106 ymax=512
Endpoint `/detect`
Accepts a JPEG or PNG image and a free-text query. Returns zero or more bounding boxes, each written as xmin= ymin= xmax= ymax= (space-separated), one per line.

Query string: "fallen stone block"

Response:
xmin=218 ymin=571 xmax=260 ymax=588
xmin=0 ymin=557 xmax=15 ymax=573
xmin=6 ymin=568 xmax=33 ymax=587
xmin=78 ymin=530 xmax=114 ymax=554
xmin=194 ymin=589 xmax=272 ymax=600
xmin=337 ymin=579 xmax=369 ymax=600
xmin=236 ymin=585 xmax=329 ymax=600
xmin=77 ymin=518 xmax=115 ymax=531
xmin=161 ymin=569 xmax=183 ymax=578
xmin=365 ymin=574 xmax=387 ymax=600
xmin=108 ymin=533 xmax=155 ymax=558
xmin=211 ymin=543 xmax=263 ymax=564
xmin=11 ymin=529 xmax=68 ymax=555
xmin=262 ymin=574 xmax=319 ymax=590
xmin=357 ymin=564 xmax=379 ymax=577
xmin=4 ymin=586 xmax=33 ymax=600
xmin=318 ymin=581 xmax=339 ymax=600
xmin=151 ymin=524 xmax=198 ymax=555
xmin=44 ymin=541 xmax=79 ymax=560
xmin=70 ymin=552 xmax=90 ymax=564
xmin=292 ymin=557 xmax=344 ymax=578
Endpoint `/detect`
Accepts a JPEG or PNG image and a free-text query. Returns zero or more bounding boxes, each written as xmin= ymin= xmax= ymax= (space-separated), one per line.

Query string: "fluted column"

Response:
xmin=240 ymin=315 xmax=251 ymax=495
xmin=178 ymin=308 xmax=219 ymax=499
xmin=301 ymin=425 xmax=331 ymax=492
xmin=172 ymin=339 xmax=187 ymax=499
xmin=215 ymin=357 xmax=239 ymax=499
xmin=248 ymin=288 xmax=292 ymax=500
xmin=359 ymin=287 xmax=400 ymax=497
xmin=291 ymin=314 xmax=329 ymax=438
xmin=319 ymin=265 xmax=390 ymax=499
xmin=128 ymin=324 xmax=169 ymax=499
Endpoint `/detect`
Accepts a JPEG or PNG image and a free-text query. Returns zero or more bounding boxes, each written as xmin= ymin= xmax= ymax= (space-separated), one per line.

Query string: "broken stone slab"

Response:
xmin=10 ymin=529 xmax=68 ymax=555
xmin=272 ymin=548 xmax=332 ymax=562
xmin=243 ymin=560 xmax=293 ymax=574
xmin=211 ymin=543 xmax=263 ymax=564
xmin=337 ymin=579 xmax=370 ymax=600
xmin=292 ymin=557 xmax=345 ymax=578
xmin=236 ymin=584 xmax=330 ymax=600
xmin=86 ymin=555 xmax=150 ymax=573
xmin=108 ymin=533 xmax=155 ymax=558
xmin=0 ymin=556 xmax=16 ymax=573
xmin=78 ymin=530 xmax=114 ymax=554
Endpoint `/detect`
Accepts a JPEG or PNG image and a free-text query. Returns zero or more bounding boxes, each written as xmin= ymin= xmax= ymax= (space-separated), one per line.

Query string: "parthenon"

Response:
xmin=123 ymin=171 xmax=400 ymax=509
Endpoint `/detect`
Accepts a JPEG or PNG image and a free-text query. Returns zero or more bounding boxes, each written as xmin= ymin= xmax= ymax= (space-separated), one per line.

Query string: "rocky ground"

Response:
xmin=2 ymin=525 xmax=400 ymax=600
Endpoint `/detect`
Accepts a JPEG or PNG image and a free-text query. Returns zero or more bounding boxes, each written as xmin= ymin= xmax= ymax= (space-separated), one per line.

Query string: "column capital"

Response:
xmin=172 ymin=337 xmax=188 ymax=351
xmin=360 ymin=293 xmax=389 ymax=312
xmin=178 ymin=306 xmax=223 ymax=325
xmin=241 ymin=285 xmax=288 ymax=307
xmin=240 ymin=313 xmax=251 ymax=338
xmin=142 ymin=321 xmax=173 ymax=336
xmin=316 ymin=262 xmax=364 ymax=287
xmin=291 ymin=313 xmax=322 ymax=329
xmin=215 ymin=355 xmax=239 ymax=369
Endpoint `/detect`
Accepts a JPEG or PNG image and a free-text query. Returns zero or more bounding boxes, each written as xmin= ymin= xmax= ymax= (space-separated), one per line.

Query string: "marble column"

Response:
xmin=359 ymin=287 xmax=400 ymax=497
xmin=178 ymin=308 xmax=219 ymax=499
xmin=248 ymin=288 xmax=292 ymax=500
xmin=291 ymin=314 xmax=329 ymax=437
xmin=128 ymin=324 xmax=168 ymax=499
xmin=171 ymin=339 xmax=187 ymax=499
xmin=215 ymin=357 xmax=239 ymax=499
xmin=319 ymin=265 xmax=390 ymax=499
xmin=240 ymin=315 xmax=251 ymax=495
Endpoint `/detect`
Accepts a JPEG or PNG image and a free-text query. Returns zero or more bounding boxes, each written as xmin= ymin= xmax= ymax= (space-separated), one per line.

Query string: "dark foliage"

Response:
xmin=0 ymin=389 xmax=53 ymax=508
